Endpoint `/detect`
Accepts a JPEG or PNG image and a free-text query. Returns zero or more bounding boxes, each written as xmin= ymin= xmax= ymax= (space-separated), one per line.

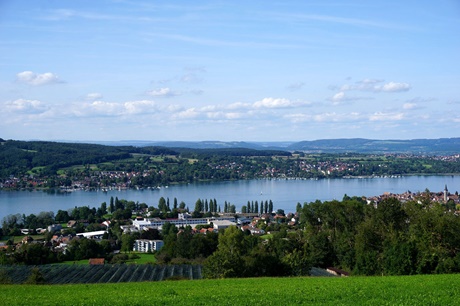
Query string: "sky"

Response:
xmin=0 ymin=0 xmax=459 ymax=142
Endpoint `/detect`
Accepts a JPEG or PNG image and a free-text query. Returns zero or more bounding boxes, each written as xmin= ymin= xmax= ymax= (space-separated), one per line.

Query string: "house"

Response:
xmin=326 ymin=267 xmax=350 ymax=277
xmin=178 ymin=212 xmax=192 ymax=219
xmin=36 ymin=228 xmax=46 ymax=234
xmin=273 ymin=214 xmax=287 ymax=223
xmin=21 ymin=236 xmax=34 ymax=244
xmin=212 ymin=220 xmax=237 ymax=230
xmin=120 ymin=225 xmax=138 ymax=233
xmin=76 ymin=230 xmax=107 ymax=239
xmin=237 ymin=217 xmax=252 ymax=225
xmin=198 ymin=227 xmax=216 ymax=235
xmin=67 ymin=220 xmax=77 ymax=228
xmin=241 ymin=225 xmax=265 ymax=235
xmin=47 ymin=224 xmax=62 ymax=233
xmin=89 ymin=258 xmax=105 ymax=265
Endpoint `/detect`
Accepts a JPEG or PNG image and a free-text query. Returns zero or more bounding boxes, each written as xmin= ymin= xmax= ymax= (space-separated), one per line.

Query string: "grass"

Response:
xmin=0 ymin=274 xmax=459 ymax=305
xmin=128 ymin=252 xmax=157 ymax=264
xmin=0 ymin=235 xmax=46 ymax=244
xmin=58 ymin=253 xmax=156 ymax=265
xmin=59 ymin=259 xmax=91 ymax=265
xmin=27 ymin=166 xmax=45 ymax=175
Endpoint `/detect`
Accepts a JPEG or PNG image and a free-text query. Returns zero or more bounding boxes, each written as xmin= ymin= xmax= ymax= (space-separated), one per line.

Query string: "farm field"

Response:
xmin=1 ymin=264 xmax=201 ymax=284
xmin=0 ymin=274 xmax=459 ymax=305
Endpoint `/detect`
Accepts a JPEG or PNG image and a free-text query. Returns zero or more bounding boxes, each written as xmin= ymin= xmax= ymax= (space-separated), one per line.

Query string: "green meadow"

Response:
xmin=1 ymin=274 xmax=459 ymax=305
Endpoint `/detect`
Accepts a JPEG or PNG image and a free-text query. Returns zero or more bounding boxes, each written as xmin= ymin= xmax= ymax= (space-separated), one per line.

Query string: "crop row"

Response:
xmin=0 ymin=264 xmax=202 ymax=284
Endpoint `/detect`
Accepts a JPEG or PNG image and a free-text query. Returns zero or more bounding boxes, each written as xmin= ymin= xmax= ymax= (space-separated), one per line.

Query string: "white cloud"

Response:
xmin=369 ymin=112 xmax=404 ymax=121
xmin=173 ymin=108 xmax=200 ymax=119
xmin=253 ymin=98 xmax=292 ymax=108
xmin=200 ymin=105 xmax=218 ymax=112
xmin=86 ymin=93 xmax=103 ymax=101
xmin=379 ymin=82 xmax=411 ymax=92
xmin=226 ymin=98 xmax=310 ymax=111
xmin=331 ymin=92 xmax=346 ymax=105
xmin=74 ymin=99 xmax=174 ymax=117
xmin=403 ymin=103 xmax=418 ymax=110
xmin=284 ymin=112 xmax=363 ymax=124
xmin=205 ymin=111 xmax=246 ymax=120
xmin=5 ymin=99 xmax=49 ymax=114
xmin=123 ymin=100 xmax=158 ymax=114
xmin=314 ymin=112 xmax=339 ymax=122
xmin=340 ymin=79 xmax=411 ymax=93
xmin=16 ymin=71 xmax=63 ymax=86
xmin=166 ymin=104 xmax=182 ymax=112
xmin=225 ymin=112 xmax=246 ymax=119
xmin=146 ymin=87 xmax=180 ymax=97
xmin=332 ymin=92 xmax=345 ymax=101
xmin=329 ymin=92 xmax=370 ymax=105
xmin=227 ymin=102 xmax=252 ymax=110
xmin=283 ymin=113 xmax=311 ymax=123
xmin=165 ymin=97 xmax=309 ymax=122
xmin=77 ymin=101 xmax=123 ymax=117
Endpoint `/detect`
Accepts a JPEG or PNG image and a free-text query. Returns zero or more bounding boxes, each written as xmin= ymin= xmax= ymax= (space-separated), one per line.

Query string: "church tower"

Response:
xmin=444 ymin=184 xmax=448 ymax=203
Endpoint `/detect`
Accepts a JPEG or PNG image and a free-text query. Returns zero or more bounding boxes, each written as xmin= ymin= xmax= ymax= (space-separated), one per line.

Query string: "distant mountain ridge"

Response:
xmin=287 ymin=138 xmax=460 ymax=154
xmin=67 ymin=138 xmax=460 ymax=154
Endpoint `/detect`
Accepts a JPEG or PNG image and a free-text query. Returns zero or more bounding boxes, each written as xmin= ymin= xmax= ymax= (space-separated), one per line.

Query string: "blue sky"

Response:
xmin=1 ymin=0 xmax=459 ymax=142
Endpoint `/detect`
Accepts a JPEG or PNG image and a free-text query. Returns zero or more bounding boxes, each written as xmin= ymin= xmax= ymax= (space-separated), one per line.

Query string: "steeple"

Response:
xmin=444 ymin=184 xmax=448 ymax=203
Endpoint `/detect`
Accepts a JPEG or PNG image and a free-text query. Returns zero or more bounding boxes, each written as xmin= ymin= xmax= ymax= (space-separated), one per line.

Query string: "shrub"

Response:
xmin=0 ymin=270 xmax=12 ymax=284
xmin=24 ymin=268 xmax=47 ymax=285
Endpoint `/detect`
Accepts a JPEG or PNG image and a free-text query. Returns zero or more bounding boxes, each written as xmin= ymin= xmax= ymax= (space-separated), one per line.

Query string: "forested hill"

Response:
xmin=42 ymin=137 xmax=460 ymax=155
xmin=0 ymin=140 xmax=174 ymax=177
xmin=0 ymin=139 xmax=289 ymax=177
xmin=69 ymin=137 xmax=460 ymax=154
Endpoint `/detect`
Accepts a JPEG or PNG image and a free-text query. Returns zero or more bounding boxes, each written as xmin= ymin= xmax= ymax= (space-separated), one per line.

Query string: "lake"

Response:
xmin=1 ymin=175 xmax=459 ymax=219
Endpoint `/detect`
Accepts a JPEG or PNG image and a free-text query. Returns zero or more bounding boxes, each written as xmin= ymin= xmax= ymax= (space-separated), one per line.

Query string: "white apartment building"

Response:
xmin=133 ymin=239 xmax=164 ymax=253
xmin=132 ymin=216 xmax=236 ymax=231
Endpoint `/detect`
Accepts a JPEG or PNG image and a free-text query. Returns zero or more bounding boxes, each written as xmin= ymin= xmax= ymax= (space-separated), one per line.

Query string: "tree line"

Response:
xmin=200 ymin=196 xmax=460 ymax=277
xmin=1 ymin=193 xmax=460 ymax=277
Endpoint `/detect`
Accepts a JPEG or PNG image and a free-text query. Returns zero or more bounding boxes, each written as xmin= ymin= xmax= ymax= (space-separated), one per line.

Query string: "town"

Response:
xmin=1 ymin=183 xmax=459 ymax=283
xmin=2 ymin=152 xmax=460 ymax=191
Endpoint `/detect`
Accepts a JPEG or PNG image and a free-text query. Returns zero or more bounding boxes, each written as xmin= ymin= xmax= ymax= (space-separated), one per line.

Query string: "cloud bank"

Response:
xmin=16 ymin=71 xmax=63 ymax=86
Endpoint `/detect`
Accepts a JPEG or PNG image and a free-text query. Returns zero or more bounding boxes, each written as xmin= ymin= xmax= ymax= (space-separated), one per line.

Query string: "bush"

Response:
xmin=24 ymin=268 xmax=47 ymax=285
xmin=110 ymin=253 xmax=129 ymax=264
xmin=129 ymin=253 xmax=140 ymax=260
xmin=0 ymin=270 xmax=12 ymax=284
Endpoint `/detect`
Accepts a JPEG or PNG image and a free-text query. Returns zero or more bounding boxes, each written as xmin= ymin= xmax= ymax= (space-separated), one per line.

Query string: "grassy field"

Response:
xmin=0 ymin=235 xmax=46 ymax=244
xmin=0 ymin=274 xmax=459 ymax=305
xmin=128 ymin=252 xmax=156 ymax=264
xmin=58 ymin=253 xmax=156 ymax=265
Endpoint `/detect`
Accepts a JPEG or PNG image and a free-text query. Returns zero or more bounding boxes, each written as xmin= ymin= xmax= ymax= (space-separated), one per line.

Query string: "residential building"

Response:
xmin=133 ymin=239 xmax=164 ymax=253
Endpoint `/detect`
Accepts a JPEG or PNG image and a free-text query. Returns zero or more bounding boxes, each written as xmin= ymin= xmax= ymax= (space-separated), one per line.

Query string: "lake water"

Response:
xmin=1 ymin=175 xmax=460 ymax=220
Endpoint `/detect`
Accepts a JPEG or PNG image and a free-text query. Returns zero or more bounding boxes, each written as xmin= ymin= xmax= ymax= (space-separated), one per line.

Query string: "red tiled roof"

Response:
xmin=88 ymin=258 xmax=105 ymax=265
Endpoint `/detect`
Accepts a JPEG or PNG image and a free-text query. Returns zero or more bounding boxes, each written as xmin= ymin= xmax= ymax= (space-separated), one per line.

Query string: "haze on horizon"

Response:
xmin=0 ymin=1 xmax=459 ymax=142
